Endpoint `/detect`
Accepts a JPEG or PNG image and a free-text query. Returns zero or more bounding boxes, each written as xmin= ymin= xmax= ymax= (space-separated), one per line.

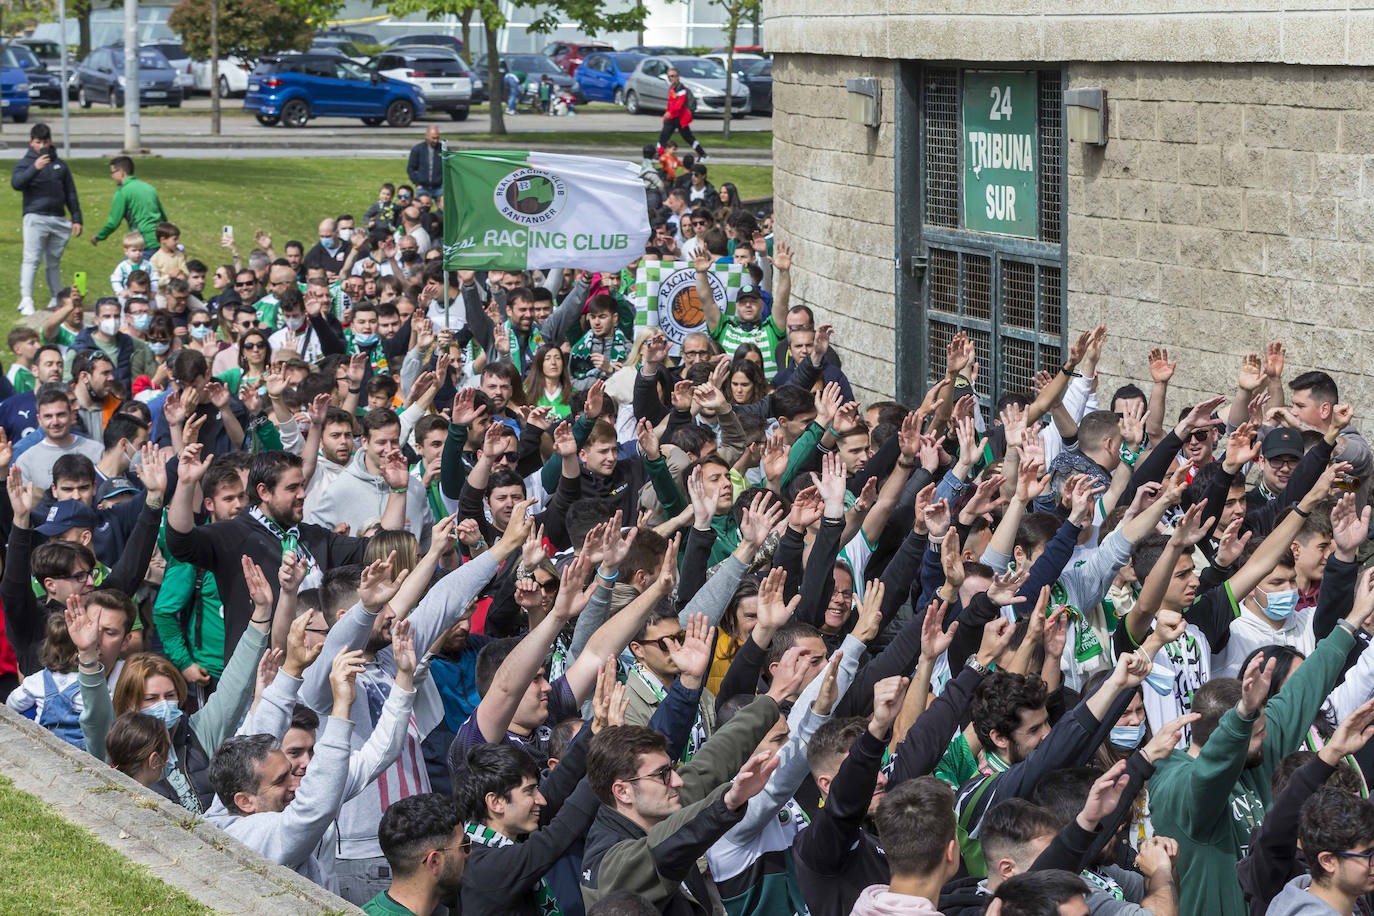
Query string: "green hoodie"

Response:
xmin=1149 ymin=624 xmax=1354 ymax=916
xmin=94 ymin=176 xmax=168 ymax=248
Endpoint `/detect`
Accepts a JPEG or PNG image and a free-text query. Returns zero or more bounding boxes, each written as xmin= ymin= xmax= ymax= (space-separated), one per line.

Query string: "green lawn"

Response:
xmin=0 ymin=157 xmax=771 ymax=339
xmin=0 ymin=774 xmax=213 ymax=915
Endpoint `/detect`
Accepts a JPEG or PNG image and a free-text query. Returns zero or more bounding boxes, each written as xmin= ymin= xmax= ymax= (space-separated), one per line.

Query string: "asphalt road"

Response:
xmin=3 ymin=96 xmax=773 ymax=161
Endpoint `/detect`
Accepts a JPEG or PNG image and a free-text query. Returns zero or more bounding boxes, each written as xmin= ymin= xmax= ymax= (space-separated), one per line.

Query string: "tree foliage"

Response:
xmin=168 ymin=0 xmax=312 ymax=65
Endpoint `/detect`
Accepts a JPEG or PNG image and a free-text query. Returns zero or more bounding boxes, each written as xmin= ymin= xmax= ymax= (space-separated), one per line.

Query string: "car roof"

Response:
xmin=385 ymin=45 xmax=460 ymax=57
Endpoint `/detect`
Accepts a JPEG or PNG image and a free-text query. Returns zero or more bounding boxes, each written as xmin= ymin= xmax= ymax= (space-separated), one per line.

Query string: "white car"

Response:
xmin=368 ymin=48 xmax=472 ymax=120
xmin=192 ymin=56 xmax=252 ymax=97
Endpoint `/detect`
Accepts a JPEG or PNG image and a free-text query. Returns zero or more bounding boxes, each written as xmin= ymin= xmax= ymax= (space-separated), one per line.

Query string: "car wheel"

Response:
xmin=255 ymin=113 xmax=280 ymax=126
xmin=113 ymin=91 xmax=123 ymax=108
xmin=361 ymin=116 xmax=384 ymax=126
xmin=385 ymin=98 xmax=414 ymax=128
xmin=218 ymin=75 xmax=230 ymax=98
xmin=12 ymin=111 xmax=26 ymax=123
xmin=626 ymin=89 xmax=640 ymax=114
xmin=78 ymin=85 xmax=91 ymax=109
xmin=613 ymin=87 xmax=624 ymax=105
xmin=280 ymin=98 xmax=309 ymax=127
xmin=449 ymin=107 xmax=469 ymax=121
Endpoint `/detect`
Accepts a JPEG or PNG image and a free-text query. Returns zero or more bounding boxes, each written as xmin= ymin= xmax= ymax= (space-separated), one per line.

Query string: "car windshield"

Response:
xmin=27 ymin=41 xmax=60 ymax=57
xmin=2 ymin=47 xmax=39 ymax=69
xmin=613 ymin=54 xmax=642 ymax=69
xmin=670 ymin=58 xmax=726 ymax=79
xmin=336 ymin=59 xmax=370 ymax=80
xmin=738 ymin=58 xmax=770 ymax=76
xmin=507 ymin=55 xmax=562 ymax=74
xmin=138 ymin=50 xmax=170 ymax=69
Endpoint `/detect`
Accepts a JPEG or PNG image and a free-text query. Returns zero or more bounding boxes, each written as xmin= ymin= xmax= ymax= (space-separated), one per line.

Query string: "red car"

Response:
xmin=541 ymin=40 xmax=615 ymax=77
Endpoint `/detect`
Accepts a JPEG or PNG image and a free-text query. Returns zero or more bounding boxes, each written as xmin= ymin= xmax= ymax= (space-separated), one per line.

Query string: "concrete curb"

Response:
xmin=0 ymin=706 xmax=360 ymax=915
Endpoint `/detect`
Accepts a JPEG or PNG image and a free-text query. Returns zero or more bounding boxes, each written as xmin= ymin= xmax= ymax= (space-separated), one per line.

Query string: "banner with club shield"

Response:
xmin=633 ymin=259 xmax=745 ymax=354
xmin=441 ymin=149 xmax=650 ymax=272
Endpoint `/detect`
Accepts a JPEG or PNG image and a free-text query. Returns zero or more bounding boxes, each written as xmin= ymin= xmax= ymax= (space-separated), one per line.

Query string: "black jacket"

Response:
xmin=11 ymin=146 xmax=82 ymax=221
xmin=408 ymin=140 xmax=443 ymax=189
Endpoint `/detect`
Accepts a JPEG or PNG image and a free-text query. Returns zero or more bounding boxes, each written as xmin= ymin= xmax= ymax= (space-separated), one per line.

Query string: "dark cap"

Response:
xmin=36 ymin=500 xmax=100 ymax=536
xmin=737 ymin=284 xmax=763 ymax=302
xmin=97 ymin=477 xmax=140 ymax=503
xmin=1261 ymin=427 xmax=1304 ymax=460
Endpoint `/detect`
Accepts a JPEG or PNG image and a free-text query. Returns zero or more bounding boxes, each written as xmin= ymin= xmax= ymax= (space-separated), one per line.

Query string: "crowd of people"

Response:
xmin=3 ymin=118 xmax=1374 ymax=916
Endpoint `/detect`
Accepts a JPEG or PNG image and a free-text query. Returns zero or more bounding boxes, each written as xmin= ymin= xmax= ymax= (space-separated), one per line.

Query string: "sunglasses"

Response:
xmin=535 ymin=578 xmax=560 ymax=595
xmin=491 ymin=451 xmax=519 ymax=464
xmin=641 ymin=632 xmax=685 ymax=653
xmin=625 ymin=763 xmax=676 ymax=787
xmin=234 ymin=281 xmax=256 ymax=288
xmin=190 ymin=321 xmax=210 ymax=328
xmin=243 ymin=341 xmax=267 ymax=350
xmin=1186 ymin=429 xmax=1213 ymax=443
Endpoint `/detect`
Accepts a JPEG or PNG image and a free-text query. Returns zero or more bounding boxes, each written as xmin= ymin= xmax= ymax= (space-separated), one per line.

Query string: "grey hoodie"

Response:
xmin=305 ymin=448 xmax=432 ymax=545
xmin=206 ymin=714 xmax=354 ymax=885
xmin=1266 ymin=875 xmax=1342 ymax=916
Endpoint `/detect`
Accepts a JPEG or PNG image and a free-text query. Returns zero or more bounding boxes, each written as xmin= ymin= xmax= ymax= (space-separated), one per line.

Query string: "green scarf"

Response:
xmin=630 ymin=661 xmax=706 ymax=764
xmin=464 ymin=823 xmax=563 ymax=916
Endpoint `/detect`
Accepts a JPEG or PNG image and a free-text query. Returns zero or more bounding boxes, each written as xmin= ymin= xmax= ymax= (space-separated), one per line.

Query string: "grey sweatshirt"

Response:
xmin=206 ymin=714 xmax=355 ymax=885
xmin=1265 ymin=875 xmax=1342 ymax=916
xmin=305 ymin=448 xmax=432 ymax=545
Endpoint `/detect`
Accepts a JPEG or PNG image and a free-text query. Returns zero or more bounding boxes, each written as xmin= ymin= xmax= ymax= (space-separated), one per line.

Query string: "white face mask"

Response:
xmin=286 ymin=314 xmax=308 ymax=332
xmin=338 ymin=228 xmax=353 ymax=243
xmin=98 ymin=318 xmax=120 ymax=336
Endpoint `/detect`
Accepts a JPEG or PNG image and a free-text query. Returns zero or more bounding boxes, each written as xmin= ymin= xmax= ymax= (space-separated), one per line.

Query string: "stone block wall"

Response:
xmin=771 ymin=53 xmax=898 ymax=404
xmin=1067 ymin=62 xmax=1374 ymax=424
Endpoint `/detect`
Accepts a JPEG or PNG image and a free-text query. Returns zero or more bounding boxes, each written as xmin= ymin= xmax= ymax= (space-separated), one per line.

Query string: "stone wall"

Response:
xmin=771 ymin=53 xmax=898 ymax=404
xmin=1067 ymin=62 xmax=1374 ymax=421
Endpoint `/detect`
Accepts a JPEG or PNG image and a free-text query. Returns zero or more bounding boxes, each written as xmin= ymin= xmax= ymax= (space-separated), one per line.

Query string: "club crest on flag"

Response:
xmin=634 ymin=260 xmax=745 ymax=353
xmin=496 ymin=168 xmax=567 ymax=226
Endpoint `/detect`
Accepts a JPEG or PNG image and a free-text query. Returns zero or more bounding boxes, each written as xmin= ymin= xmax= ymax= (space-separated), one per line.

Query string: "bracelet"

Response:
xmin=598 ymin=568 xmax=619 ymax=582
xmin=928 ymin=531 xmax=947 ymax=546
xmin=1293 ymin=506 xmax=1311 ymax=518
xmin=827 ymin=426 xmax=840 ymax=438
xmin=1337 ymin=619 xmax=1358 ymax=635
xmin=897 ymin=459 xmax=917 ymax=469
xmin=348 ymin=385 xmax=361 ymax=393
xmin=146 ymin=496 xmax=164 ymax=510
xmin=390 ymin=487 xmax=408 ymax=494
xmin=78 ymin=659 xmax=102 ymax=671
xmin=1062 ymin=365 xmax=1081 ymax=377
xmin=251 ymin=615 xmax=272 ymax=625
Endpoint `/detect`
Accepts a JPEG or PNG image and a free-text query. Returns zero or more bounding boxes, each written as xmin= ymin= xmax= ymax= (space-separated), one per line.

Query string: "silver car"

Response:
xmin=623 ymin=55 xmax=749 ymax=117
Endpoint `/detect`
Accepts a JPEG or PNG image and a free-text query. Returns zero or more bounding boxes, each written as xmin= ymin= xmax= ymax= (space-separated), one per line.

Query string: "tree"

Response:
xmin=386 ymin=0 xmax=649 ymax=136
xmin=169 ymin=0 xmax=311 ymax=65
xmin=713 ymin=0 xmax=760 ymax=140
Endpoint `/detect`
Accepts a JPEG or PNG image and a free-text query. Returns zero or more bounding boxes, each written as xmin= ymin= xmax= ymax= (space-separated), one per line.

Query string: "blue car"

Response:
xmin=1 ymin=64 xmax=30 ymax=122
xmin=575 ymin=52 xmax=644 ymax=105
xmin=244 ymin=52 xmax=424 ymax=128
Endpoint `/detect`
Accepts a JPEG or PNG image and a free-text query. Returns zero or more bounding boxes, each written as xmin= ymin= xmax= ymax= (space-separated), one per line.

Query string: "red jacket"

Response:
xmin=664 ymin=82 xmax=693 ymax=126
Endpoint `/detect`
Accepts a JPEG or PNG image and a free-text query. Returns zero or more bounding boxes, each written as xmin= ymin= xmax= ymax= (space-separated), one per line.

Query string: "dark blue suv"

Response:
xmin=244 ymin=53 xmax=424 ymax=127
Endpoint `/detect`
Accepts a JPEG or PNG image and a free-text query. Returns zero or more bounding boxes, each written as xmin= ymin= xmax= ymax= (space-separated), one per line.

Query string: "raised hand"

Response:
xmin=1238 ymin=652 xmax=1278 ymax=717
xmin=585 ymin=379 xmax=606 ymax=420
xmin=6 ymin=465 xmax=32 ymax=520
xmin=283 ymin=609 xmax=325 ymax=678
xmin=450 ymin=388 xmax=486 ymax=426
xmin=328 ymin=648 xmax=367 ymax=714
xmin=787 ymin=485 xmax=824 ymax=531
xmin=392 ymin=619 xmax=417 ymax=686
xmin=724 ymin=750 xmax=783 ymax=810
xmin=358 ymin=551 xmax=409 ymax=613
xmin=635 ymin=418 xmax=661 ymax=461
xmin=1323 ymin=697 xmax=1374 ymax=761
xmin=940 ymin=529 xmax=964 ymax=589
xmin=241 ymin=556 xmax=274 ymax=613
xmin=1223 ymin=422 xmax=1261 ymax=472
xmin=976 ymin=616 xmax=1016 ymax=667
xmin=924 ymin=497 xmax=952 ymax=538
xmin=755 ymin=567 xmax=800 ymax=636
xmin=1076 ymin=759 xmax=1130 ymax=830
xmin=1213 ymin=516 xmax=1253 ymax=568
xmin=1119 ymin=400 xmax=1146 ymax=451
xmin=667 ymin=613 xmax=715 ymax=684
xmin=1169 ymin=501 xmax=1216 ymax=549
xmin=1141 ymin=712 xmax=1201 ymax=763
xmin=762 ymin=431 xmax=790 ymax=483
xmin=851 ymin=581 xmax=887 ymax=644
xmin=1148 ymin=347 xmax=1176 ymax=383
xmin=812 ymin=652 xmax=844 ymax=716
xmin=521 ymin=523 xmax=549 ymax=569
xmin=986 ymin=566 xmax=1029 ymax=607
xmin=1332 ymin=493 xmax=1371 ymax=561
xmin=868 ymin=675 xmax=911 ymax=739
xmin=738 ymin=491 xmax=785 ymax=550
xmin=920 ymin=599 xmax=957 ymax=662
xmin=767 ymin=645 xmax=809 ymax=703
xmin=552 ymin=553 xmax=596 ymax=621
xmin=64 ymin=595 xmax=100 ymax=660
xmin=1264 ymin=340 xmax=1286 ymax=380
xmin=817 ymin=451 xmax=848 ymax=516
xmin=1237 ymin=352 xmax=1267 ymax=393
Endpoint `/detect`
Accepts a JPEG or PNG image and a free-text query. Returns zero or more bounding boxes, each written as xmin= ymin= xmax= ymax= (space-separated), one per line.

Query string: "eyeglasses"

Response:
xmin=1333 ymin=849 xmax=1374 ymax=865
xmin=682 ymin=349 xmax=709 ymax=359
xmin=624 ymin=763 xmax=676 ymax=787
xmin=56 ymin=568 xmax=96 ymax=582
xmin=641 ymin=632 xmax=685 ymax=653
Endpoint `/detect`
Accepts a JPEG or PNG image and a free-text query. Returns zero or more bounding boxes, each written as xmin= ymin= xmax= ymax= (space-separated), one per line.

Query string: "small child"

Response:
xmin=5 ymin=614 xmax=90 ymax=750
xmin=658 ymin=141 xmax=682 ymax=180
xmin=366 ymin=182 xmax=398 ymax=233
xmin=148 ymin=221 xmax=186 ymax=292
xmin=109 ymin=231 xmax=157 ymax=298
xmin=366 ymin=373 xmax=399 ymax=411
xmin=6 ymin=326 xmax=39 ymax=393
xmin=539 ymin=74 xmax=553 ymax=114
xmin=570 ymin=293 xmax=630 ymax=390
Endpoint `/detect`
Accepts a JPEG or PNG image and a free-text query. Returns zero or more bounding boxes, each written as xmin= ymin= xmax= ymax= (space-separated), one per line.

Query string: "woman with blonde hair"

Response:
xmin=365 ymin=529 xmax=420 ymax=574
xmin=76 ymin=558 xmax=276 ymax=813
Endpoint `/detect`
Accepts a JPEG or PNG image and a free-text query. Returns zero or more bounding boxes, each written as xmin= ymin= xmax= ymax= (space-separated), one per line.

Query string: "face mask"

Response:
xmin=337 ymin=228 xmax=353 ymax=243
xmin=354 ymin=333 xmax=379 ymax=347
xmin=320 ymin=236 xmax=337 ymax=250
xmin=1259 ymin=587 xmax=1300 ymax=621
xmin=286 ymin=314 xmax=308 ymax=332
xmin=145 ymin=699 xmax=183 ymax=731
xmin=149 ymin=341 xmax=170 ymax=356
xmin=131 ymin=313 xmax=151 ymax=331
xmin=1143 ymin=668 xmax=1174 ymax=696
xmin=98 ymin=318 xmax=120 ymax=336
xmin=1109 ymin=723 xmax=1147 ymax=749
xmin=190 ymin=324 xmax=212 ymax=341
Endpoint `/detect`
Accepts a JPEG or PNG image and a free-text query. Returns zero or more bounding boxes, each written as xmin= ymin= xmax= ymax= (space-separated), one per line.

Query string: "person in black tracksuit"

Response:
xmin=11 ymin=123 xmax=83 ymax=311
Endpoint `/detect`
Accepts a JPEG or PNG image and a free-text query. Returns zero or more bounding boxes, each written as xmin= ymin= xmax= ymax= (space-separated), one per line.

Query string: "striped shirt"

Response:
xmin=712 ymin=318 xmax=784 ymax=376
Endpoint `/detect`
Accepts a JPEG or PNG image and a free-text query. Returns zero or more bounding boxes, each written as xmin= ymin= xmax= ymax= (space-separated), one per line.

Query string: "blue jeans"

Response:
xmin=506 ymin=79 xmax=521 ymax=112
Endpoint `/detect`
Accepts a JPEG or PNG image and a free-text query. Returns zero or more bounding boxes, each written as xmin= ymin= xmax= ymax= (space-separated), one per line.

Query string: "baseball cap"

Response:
xmin=1261 ymin=427 xmax=1303 ymax=460
xmin=36 ymin=500 xmax=100 ymax=536
xmin=737 ymin=284 xmax=763 ymax=302
xmin=97 ymin=477 xmax=141 ymax=503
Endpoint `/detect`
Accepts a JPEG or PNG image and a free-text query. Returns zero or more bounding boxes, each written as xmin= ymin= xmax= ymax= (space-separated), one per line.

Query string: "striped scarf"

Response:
xmin=464 ymin=823 xmax=563 ymax=916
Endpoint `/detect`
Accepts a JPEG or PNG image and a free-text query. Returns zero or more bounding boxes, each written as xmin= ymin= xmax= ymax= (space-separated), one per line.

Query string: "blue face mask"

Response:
xmin=1259 ymin=587 xmax=1300 ymax=621
xmin=1143 ymin=668 xmax=1174 ymax=696
xmin=1109 ymin=723 xmax=1147 ymax=749
xmin=149 ymin=341 xmax=170 ymax=356
xmin=144 ymin=699 xmax=183 ymax=731
xmin=131 ymin=313 xmax=152 ymax=331
xmin=190 ymin=324 xmax=212 ymax=341
xmin=320 ymin=235 xmax=338 ymax=251
xmin=353 ymin=333 xmax=379 ymax=347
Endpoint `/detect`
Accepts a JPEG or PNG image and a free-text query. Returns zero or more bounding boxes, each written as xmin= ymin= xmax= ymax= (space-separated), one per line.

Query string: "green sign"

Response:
xmin=962 ymin=71 xmax=1038 ymax=238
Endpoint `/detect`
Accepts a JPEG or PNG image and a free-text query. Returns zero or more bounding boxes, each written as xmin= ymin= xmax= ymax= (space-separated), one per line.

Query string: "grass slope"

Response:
xmin=0 ymin=773 xmax=213 ymax=915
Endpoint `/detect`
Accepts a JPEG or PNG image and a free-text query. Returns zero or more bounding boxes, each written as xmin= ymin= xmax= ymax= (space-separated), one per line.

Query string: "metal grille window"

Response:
xmin=915 ymin=67 xmax=1066 ymax=403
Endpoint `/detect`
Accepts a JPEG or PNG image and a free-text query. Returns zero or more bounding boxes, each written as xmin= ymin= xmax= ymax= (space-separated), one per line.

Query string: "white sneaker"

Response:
xmin=17 ymin=298 xmax=34 ymax=316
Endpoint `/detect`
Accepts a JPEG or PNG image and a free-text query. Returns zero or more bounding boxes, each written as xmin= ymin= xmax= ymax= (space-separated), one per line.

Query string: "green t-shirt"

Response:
xmin=711 ymin=317 xmax=783 ymax=376
xmin=6 ymin=364 xmax=34 ymax=394
xmin=361 ymin=892 xmax=419 ymax=916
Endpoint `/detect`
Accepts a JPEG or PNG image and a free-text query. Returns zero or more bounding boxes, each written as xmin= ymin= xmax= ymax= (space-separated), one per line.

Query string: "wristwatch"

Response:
xmin=966 ymin=658 xmax=992 ymax=676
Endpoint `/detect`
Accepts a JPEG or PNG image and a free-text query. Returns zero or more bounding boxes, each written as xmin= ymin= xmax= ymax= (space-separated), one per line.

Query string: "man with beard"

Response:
xmin=1269 ymin=787 xmax=1374 ymax=916
xmin=306 ymin=408 xmax=427 ymax=543
xmin=303 ymin=406 xmax=358 ymax=514
xmin=1149 ymin=582 xmax=1372 ymax=916
xmin=166 ymin=449 xmax=373 ymax=668
xmin=365 ymin=793 xmax=468 ymax=916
